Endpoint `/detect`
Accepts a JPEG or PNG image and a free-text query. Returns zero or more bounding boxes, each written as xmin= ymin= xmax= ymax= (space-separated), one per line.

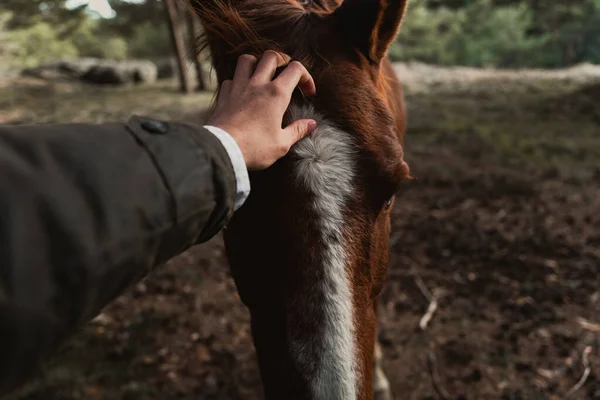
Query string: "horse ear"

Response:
xmin=331 ymin=0 xmax=408 ymax=64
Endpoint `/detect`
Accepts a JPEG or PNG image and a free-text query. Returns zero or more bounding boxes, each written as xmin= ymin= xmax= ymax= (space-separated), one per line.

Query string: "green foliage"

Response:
xmin=391 ymin=0 xmax=553 ymax=67
xmin=103 ymin=0 xmax=174 ymax=61
xmin=71 ymin=18 xmax=129 ymax=60
xmin=391 ymin=0 xmax=600 ymax=68
xmin=69 ymin=18 xmax=107 ymax=59
xmin=389 ymin=2 xmax=460 ymax=65
xmin=0 ymin=0 xmax=178 ymax=70
xmin=3 ymin=0 xmax=599 ymax=70
xmin=0 ymin=0 xmax=87 ymax=34
xmin=126 ymin=21 xmax=172 ymax=60
xmin=106 ymin=0 xmax=165 ymax=36
xmin=0 ymin=1 xmax=87 ymax=71
xmin=2 ymin=19 xmax=78 ymax=69
xmin=459 ymin=1 xmax=548 ymax=67
xmin=581 ymin=10 xmax=600 ymax=63
xmin=0 ymin=10 xmax=131 ymax=70
xmin=552 ymin=0 xmax=600 ymax=65
xmin=102 ymin=37 xmax=129 ymax=61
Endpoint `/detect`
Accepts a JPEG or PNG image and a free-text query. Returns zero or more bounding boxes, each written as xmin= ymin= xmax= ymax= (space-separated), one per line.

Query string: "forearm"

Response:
xmin=0 ymin=117 xmax=237 ymax=394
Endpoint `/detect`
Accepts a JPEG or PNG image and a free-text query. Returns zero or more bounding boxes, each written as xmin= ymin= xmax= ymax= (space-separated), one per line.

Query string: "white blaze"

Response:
xmin=289 ymin=104 xmax=358 ymax=400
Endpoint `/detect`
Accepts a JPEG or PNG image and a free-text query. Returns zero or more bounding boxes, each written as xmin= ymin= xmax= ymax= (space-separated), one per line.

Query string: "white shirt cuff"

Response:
xmin=203 ymin=125 xmax=250 ymax=211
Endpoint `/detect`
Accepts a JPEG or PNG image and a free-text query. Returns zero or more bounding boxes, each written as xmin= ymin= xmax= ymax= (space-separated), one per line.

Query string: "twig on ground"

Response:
xmin=420 ymin=299 xmax=438 ymax=330
xmin=415 ymin=276 xmax=433 ymax=300
xmin=415 ymin=277 xmax=438 ymax=330
xmin=564 ymin=346 xmax=592 ymax=399
xmin=537 ymin=346 xmax=581 ymax=391
xmin=576 ymin=317 xmax=600 ymax=333
xmin=426 ymin=350 xmax=451 ymax=400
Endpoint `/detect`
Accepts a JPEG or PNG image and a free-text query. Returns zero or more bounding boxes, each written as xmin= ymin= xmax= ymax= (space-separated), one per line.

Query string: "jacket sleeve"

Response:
xmin=0 ymin=115 xmax=237 ymax=395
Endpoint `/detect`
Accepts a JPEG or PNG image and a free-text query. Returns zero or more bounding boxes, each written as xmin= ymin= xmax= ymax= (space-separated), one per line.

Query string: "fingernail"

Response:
xmin=308 ymin=120 xmax=317 ymax=132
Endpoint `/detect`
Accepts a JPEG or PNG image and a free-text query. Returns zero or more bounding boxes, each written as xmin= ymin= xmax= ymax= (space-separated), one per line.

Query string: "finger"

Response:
xmin=274 ymin=61 xmax=316 ymax=97
xmin=232 ymin=54 xmax=257 ymax=84
xmin=276 ymin=53 xmax=292 ymax=67
xmin=282 ymin=119 xmax=317 ymax=145
xmin=215 ymin=79 xmax=233 ymax=106
xmin=220 ymin=79 xmax=233 ymax=95
xmin=252 ymin=50 xmax=287 ymax=83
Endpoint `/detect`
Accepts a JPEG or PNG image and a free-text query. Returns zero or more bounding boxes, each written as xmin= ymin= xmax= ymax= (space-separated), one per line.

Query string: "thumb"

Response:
xmin=283 ymin=119 xmax=317 ymax=145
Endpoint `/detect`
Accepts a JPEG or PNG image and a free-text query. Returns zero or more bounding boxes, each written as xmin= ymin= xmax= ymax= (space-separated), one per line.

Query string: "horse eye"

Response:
xmin=385 ymin=197 xmax=394 ymax=208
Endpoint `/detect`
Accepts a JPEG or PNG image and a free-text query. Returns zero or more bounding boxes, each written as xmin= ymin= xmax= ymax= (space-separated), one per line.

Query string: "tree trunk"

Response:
xmin=164 ymin=0 xmax=192 ymax=93
xmin=186 ymin=10 xmax=208 ymax=91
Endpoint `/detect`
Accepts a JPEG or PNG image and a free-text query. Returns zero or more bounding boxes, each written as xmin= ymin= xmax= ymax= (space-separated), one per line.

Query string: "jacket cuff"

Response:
xmin=202 ymin=125 xmax=250 ymax=210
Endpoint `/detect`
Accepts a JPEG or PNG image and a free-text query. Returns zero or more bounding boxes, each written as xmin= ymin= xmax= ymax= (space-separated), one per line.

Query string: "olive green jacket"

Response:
xmin=0 ymin=116 xmax=237 ymax=395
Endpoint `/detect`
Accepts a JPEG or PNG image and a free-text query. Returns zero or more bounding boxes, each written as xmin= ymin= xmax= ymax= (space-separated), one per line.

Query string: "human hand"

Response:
xmin=207 ymin=50 xmax=317 ymax=171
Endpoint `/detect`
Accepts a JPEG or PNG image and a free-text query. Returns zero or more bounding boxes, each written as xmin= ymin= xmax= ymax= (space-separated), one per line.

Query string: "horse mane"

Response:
xmin=189 ymin=0 xmax=328 ymax=74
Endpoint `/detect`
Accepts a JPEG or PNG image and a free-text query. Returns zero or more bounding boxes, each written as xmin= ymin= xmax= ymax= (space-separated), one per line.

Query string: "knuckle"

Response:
xmin=220 ymin=80 xmax=232 ymax=90
xmin=278 ymin=141 xmax=290 ymax=154
xmin=248 ymin=76 xmax=261 ymax=88
xmin=288 ymin=60 xmax=305 ymax=72
xmin=263 ymin=50 xmax=279 ymax=60
xmin=267 ymin=83 xmax=283 ymax=96
xmin=238 ymin=54 xmax=256 ymax=64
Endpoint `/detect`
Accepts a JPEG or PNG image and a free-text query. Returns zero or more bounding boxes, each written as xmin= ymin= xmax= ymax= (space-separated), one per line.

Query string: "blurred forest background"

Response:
xmin=1 ymin=1 xmax=600 ymax=400
xmin=2 ymin=0 xmax=600 ymax=74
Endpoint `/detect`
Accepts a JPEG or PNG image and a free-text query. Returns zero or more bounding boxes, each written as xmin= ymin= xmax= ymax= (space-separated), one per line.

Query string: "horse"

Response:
xmin=190 ymin=1 xmax=410 ymax=398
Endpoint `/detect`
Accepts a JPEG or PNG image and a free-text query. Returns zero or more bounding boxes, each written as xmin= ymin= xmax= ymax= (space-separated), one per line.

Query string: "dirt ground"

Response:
xmin=1 ymin=63 xmax=600 ymax=400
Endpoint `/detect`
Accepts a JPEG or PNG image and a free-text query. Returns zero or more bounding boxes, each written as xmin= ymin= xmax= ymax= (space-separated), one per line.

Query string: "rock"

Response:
xmin=80 ymin=65 xmax=129 ymax=85
xmin=155 ymin=57 xmax=218 ymax=90
xmin=131 ymin=61 xmax=158 ymax=84
xmin=80 ymin=61 xmax=157 ymax=85
xmin=21 ymin=57 xmax=100 ymax=80
xmin=21 ymin=58 xmax=158 ymax=86
xmin=155 ymin=58 xmax=180 ymax=80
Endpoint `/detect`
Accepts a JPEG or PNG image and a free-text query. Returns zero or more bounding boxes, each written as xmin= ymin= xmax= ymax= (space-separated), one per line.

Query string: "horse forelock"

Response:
xmin=190 ymin=0 xmax=323 ymax=76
